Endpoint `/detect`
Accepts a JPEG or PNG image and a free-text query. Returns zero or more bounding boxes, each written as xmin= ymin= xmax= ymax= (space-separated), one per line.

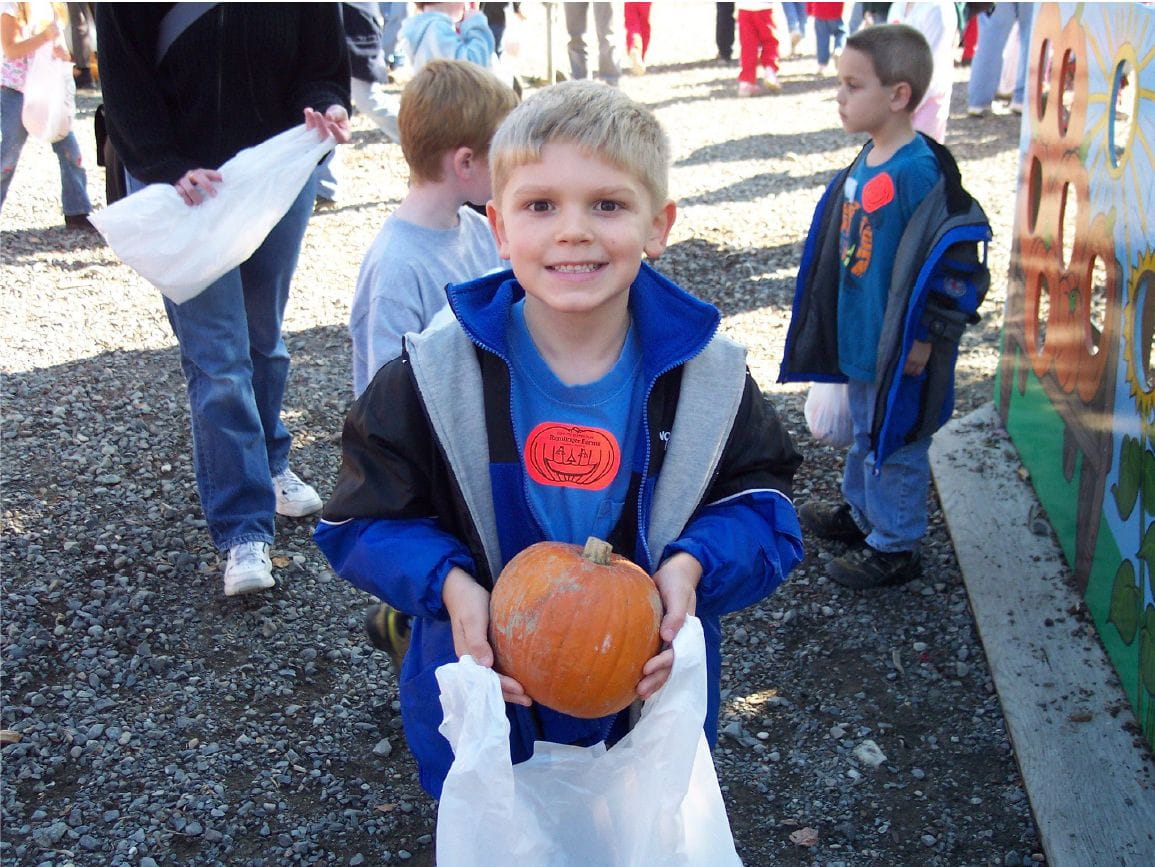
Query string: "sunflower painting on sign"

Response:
xmin=996 ymin=2 xmax=1155 ymax=748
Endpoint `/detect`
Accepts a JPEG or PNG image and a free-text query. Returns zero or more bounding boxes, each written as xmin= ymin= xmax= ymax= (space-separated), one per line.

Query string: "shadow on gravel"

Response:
xmin=678 ymin=167 xmax=837 ymax=207
xmin=1 ymin=228 xmax=107 ymax=260
xmin=678 ymin=130 xmax=848 ymax=167
xmin=660 ymin=236 xmax=800 ymax=316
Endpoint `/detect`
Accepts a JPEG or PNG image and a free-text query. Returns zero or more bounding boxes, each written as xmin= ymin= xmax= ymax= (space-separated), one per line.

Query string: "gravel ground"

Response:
xmin=2 ymin=6 xmax=1044 ymax=865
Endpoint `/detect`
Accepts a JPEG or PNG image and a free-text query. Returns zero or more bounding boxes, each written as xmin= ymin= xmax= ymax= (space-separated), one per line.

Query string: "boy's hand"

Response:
xmin=636 ymin=552 xmax=701 ymax=700
xmin=904 ymin=340 xmax=931 ymax=376
xmin=442 ymin=567 xmax=531 ymax=707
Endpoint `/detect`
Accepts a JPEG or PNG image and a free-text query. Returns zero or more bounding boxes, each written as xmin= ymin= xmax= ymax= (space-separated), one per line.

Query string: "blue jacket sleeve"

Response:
xmin=314 ymin=517 xmax=475 ymax=619
xmin=662 ymin=490 xmax=804 ymax=617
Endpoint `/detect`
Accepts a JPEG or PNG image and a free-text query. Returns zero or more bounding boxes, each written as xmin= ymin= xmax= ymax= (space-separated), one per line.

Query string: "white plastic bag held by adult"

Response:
xmin=804 ymin=381 xmax=853 ymax=448
xmin=21 ymin=42 xmax=75 ymax=143
xmin=435 ymin=616 xmax=742 ymax=867
xmin=89 ymin=125 xmax=335 ymax=304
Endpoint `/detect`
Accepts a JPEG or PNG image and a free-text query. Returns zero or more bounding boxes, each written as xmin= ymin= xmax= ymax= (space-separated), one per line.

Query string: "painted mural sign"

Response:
xmin=996 ymin=2 xmax=1155 ymax=747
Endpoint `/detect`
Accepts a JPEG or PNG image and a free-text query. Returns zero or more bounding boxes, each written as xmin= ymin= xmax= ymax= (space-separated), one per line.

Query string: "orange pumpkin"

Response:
xmin=489 ymin=537 xmax=663 ymax=719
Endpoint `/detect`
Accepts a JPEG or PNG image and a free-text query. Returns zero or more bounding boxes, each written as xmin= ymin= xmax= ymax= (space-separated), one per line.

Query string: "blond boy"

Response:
xmin=318 ymin=81 xmax=803 ymax=798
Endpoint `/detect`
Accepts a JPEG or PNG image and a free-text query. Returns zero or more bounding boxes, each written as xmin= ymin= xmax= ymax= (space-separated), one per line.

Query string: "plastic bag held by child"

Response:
xmin=434 ymin=616 xmax=741 ymax=867
xmin=804 ymin=381 xmax=853 ymax=448
xmin=89 ymin=124 xmax=336 ymax=304
xmin=21 ymin=42 xmax=75 ymax=143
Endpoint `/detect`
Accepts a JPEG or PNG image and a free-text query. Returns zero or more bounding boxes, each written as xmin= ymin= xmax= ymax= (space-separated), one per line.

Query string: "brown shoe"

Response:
xmin=827 ymin=546 xmax=921 ymax=590
xmin=798 ymin=501 xmax=867 ymax=544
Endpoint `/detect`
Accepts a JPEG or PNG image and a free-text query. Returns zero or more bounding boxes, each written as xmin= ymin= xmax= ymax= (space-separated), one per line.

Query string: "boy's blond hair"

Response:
xmin=489 ymin=80 xmax=670 ymax=209
xmin=398 ymin=59 xmax=519 ymax=185
xmin=845 ymin=24 xmax=933 ymax=113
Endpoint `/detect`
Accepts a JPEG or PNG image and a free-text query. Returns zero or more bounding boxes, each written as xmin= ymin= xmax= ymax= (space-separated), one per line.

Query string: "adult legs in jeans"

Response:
xmin=1 ymin=86 xmax=92 ymax=216
xmin=380 ymin=1 xmax=409 ymax=67
xmin=565 ymin=2 xmax=620 ymax=85
xmin=783 ymin=2 xmax=807 ymax=38
xmin=840 ymin=378 xmax=930 ymax=553
xmin=814 ymin=18 xmax=833 ymax=67
xmin=591 ymin=2 xmax=621 ymax=85
xmin=162 ymin=180 xmax=315 ymax=551
xmin=967 ymin=3 xmax=1034 ymax=111
xmin=565 ymin=3 xmax=593 ymax=80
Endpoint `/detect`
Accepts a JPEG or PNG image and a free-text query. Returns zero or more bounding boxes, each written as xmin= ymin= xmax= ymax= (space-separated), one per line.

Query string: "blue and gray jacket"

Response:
xmin=779 ymin=133 xmax=992 ymax=466
xmin=315 ymin=263 xmax=804 ymax=798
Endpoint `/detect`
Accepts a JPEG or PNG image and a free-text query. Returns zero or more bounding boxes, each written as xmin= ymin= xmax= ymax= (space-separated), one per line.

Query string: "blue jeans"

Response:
xmin=0 ymin=86 xmax=92 ymax=216
xmin=841 ymin=378 xmax=930 ymax=553
xmin=128 ymin=172 xmax=316 ymax=550
xmin=967 ymin=2 xmax=1034 ymax=109
xmin=565 ymin=2 xmax=620 ymax=86
xmin=783 ymin=2 xmax=807 ymax=36
xmin=379 ymin=2 xmax=408 ymax=66
xmin=814 ymin=17 xmax=845 ymax=66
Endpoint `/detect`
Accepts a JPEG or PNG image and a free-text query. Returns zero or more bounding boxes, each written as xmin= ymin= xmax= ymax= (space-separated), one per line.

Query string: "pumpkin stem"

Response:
xmin=581 ymin=536 xmax=613 ymax=566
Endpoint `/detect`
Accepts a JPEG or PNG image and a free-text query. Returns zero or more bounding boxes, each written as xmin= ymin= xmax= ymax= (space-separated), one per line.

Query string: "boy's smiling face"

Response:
xmin=487 ymin=141 xmax=675 ymax=320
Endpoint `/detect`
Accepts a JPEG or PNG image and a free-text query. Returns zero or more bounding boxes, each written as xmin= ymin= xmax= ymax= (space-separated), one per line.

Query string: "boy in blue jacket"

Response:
xmin=780 ymin=24 xmax=990 ymax=590
xmin=315 ymin=80 xmax=804 ymax=799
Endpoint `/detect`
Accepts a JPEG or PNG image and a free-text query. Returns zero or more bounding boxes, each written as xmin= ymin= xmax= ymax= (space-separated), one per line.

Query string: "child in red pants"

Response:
xmin=737 ymin=2 xmax=780 ymax=96
xmin=624 ymin=2 xmax=651 ymax=75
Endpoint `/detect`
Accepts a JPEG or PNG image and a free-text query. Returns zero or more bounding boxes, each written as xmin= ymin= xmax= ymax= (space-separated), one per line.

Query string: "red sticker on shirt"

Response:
xmin=524 ymin=422 xmax=621 ymax=490
xmin=861 ymin=172 xmax=895 ymax=213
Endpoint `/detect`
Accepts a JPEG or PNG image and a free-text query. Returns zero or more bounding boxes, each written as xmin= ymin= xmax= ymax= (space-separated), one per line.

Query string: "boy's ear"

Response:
xmin=891 ymin=81 xmax=914 ymax=113
xmin=486 ymin=200 xmax=512 ymax=260
xmin=452 ymin=146 xmax=476 ymax=180
xmin=643 ymin=200 xmax=677 ymax=260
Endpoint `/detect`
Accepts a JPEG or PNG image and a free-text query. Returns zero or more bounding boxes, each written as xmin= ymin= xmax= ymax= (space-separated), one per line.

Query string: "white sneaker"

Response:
xmin=224 ymin=541 xmax=274 ymax=597
xmin=738 ymin=80 xmax=760 ymax=97
xmin=272 ymin=468 xmax=323 ymax=517
xmin=761 ymin=67 xmax=781 ymax=92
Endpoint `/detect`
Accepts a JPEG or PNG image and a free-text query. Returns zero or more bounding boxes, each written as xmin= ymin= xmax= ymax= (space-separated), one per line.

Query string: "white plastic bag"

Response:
xmin=435 ymin=616 xmax=741 ymax=867
xmin=21 ymin=43 xmax=75 ymax=143
xmin=89 ymin=124 xmax=335 ymax=304
xmin=804 ymin=381 xmax=853 ymax=448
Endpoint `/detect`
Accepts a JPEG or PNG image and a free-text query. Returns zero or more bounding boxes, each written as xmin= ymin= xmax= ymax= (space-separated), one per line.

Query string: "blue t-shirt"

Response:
xmin=506 ymin=300 xmax=644 ymax=545
xmin=837 ymin=135 xmax=940 ymax=381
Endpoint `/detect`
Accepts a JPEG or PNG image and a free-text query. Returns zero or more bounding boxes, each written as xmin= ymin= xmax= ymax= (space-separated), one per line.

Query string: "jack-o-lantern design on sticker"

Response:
xmin=524 ymin=422 xmax=621 ymax=490
xmin=840 ymin=201 xmax=873 ymax=278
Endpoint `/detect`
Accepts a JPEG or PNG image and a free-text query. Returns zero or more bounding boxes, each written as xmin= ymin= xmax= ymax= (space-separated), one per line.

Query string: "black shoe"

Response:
xmin=828 ymin=546 xmax=921 ymax=589
xmin=364 ymin=603 xmax=411 ymax=672
xmin=64 ymin=213 xmax=97 ymax=232
xmin=798 ymin=501 xmax=867 ymax=544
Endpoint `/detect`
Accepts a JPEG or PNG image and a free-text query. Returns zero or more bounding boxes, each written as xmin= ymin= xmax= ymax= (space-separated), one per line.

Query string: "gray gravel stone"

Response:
xmin=1 ymin=7 xmax=1045 ymax=866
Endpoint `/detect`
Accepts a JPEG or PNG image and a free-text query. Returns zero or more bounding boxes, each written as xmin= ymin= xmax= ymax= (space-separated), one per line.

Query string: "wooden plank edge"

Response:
xmin=928 ymin=402 xmax=1155 ymax=867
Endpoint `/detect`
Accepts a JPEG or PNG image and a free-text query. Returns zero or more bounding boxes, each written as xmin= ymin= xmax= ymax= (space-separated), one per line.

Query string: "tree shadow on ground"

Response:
xmin=658 ymin=236 xmax=800 ymax=318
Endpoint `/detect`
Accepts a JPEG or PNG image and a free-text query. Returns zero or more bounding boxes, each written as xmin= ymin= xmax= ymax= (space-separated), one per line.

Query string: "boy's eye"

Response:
xmin=526 ymin=200 xmax=552 ymax=212
xmin=594 ymin=200 xmax=622 ymax=213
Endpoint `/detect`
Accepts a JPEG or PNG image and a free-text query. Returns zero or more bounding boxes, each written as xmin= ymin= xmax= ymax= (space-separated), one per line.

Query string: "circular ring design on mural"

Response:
xmin=1122 ymin=249 xmax=1155 ymax=424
